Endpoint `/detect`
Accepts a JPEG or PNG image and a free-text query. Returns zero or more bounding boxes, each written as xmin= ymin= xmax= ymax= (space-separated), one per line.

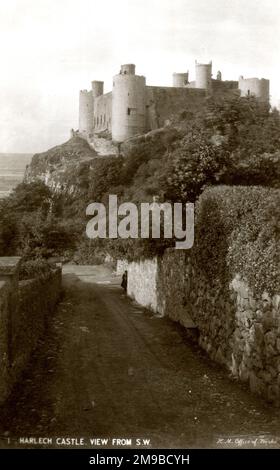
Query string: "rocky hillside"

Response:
xmin=24 ymin=136 xmax=108 ymax=196
xmin=23 ymin=128 xmax=173 ymax=198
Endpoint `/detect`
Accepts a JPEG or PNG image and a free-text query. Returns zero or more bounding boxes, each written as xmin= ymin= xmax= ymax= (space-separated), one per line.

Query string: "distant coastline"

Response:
xmin=0 ymin=153 xmax=33 ymax=198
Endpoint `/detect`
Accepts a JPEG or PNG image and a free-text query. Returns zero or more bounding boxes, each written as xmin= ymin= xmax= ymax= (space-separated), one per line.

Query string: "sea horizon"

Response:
xmin=0 ymin=152 xmax=33 ymax=198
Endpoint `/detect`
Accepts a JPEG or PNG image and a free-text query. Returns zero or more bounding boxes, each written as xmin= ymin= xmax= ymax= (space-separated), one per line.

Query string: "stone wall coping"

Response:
xmin=18 ymin=267 xmax=61 ymax=288
xmin=0 ymin=257 xmax=22 ymax=275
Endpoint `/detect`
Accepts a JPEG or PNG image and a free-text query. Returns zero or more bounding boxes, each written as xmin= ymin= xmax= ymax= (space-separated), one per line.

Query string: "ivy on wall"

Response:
xmin=194 ymin=186 xmax=280 ymax=296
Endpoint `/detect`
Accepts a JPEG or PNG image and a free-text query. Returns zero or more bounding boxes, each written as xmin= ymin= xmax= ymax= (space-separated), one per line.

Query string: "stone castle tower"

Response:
xmin=195 ymin=61 xmax=212 ymax=93
xmin=112 ymin=64 xmax=146 ymax=142
xmin=79 ymin=90 xmax=93 ymax=137
xmin=238 ymin=76 xmax=270 ymax=102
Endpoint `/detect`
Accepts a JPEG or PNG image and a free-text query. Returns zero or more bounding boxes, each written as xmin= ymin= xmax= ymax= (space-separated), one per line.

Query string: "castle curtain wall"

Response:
xmin=93 ymin=92 xmax=112 ymax=133
xmin=145 ymin=87 xmax=206 ymax=130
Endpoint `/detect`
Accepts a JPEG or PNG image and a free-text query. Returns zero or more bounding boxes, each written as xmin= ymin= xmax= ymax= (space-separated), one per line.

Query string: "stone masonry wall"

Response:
xmin=229 ymin=277 xmax=280 ymax=402
xmin=127 ymin=258 xmax=159 ymax=313
xmin=0 ymin=259 xmax=61 ymax=404
xmin=123 ymin=249 xmax=280 ymax=404
xmin=10 ymin=269 xmax=62 ymax=380
xmin=93 ymin=92 xmax=112 ymax=133
xmin=116 ymin=259 xmax=129 ymax=276
xmin=145 ymin=86 xmax=206 ymax=130
xmin=0 ymin=280 xmax=11 ymax=401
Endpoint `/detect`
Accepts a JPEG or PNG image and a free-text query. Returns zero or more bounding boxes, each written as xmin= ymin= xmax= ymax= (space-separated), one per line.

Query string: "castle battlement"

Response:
xmin=78 ymin=62 xmax=270 ymax=143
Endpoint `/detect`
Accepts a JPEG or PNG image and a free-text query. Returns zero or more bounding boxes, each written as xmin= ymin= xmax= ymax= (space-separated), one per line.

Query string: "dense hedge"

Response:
xmin=194 ymin=185 xmax=280 ymax=296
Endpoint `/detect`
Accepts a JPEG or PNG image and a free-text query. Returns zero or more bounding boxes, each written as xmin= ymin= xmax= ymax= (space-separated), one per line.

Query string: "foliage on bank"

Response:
xmin=194 ymin=185 xmax=280 ymax=296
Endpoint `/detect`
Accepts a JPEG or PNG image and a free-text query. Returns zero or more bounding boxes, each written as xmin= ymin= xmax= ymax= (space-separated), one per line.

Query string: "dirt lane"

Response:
xmin=0 ymin=265 xmax=279 ymax=448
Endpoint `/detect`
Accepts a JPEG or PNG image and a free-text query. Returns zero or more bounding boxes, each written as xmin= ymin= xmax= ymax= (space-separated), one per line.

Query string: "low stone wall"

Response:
xmin=116 ymin=259 xmax=129 ymax=276
xmin=122 ymin=186 xmax=280 ymax=403
xmin=0 ymin=280 xmax=12 ymax=401
xmin=11 ymin=269 xmax=62 ymax=380
xmin=0 ymin=258 xmax=61 ymax=403
xmin=124 ymin=250 xmax=280 ymax=404
xmin=229 ymin=277 xmax=280 ymax=402
xmin=127 ymin=259 xmax=159 ymax=313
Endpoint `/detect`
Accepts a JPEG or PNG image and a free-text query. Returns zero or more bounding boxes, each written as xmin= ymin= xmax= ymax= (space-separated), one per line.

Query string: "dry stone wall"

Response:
xmin=0 ymin=258 xmax=61 ymax=403
xmin=127 ymin=259 xmax=159 ymax=313
xmin=121 ymin=250 xmax=280 ymax=404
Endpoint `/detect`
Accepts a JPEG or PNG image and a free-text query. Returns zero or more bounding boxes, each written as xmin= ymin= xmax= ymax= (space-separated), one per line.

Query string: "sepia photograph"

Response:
xmin=0 ymin=0 xmax=279 ymax=464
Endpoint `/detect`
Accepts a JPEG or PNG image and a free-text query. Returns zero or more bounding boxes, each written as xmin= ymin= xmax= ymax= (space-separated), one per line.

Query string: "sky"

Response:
xmin=0 ymin=0 xmax=280 ymax=153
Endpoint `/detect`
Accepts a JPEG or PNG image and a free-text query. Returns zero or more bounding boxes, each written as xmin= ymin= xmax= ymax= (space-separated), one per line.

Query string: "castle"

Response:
xmin=78 ymin=61 xmax=270 ymax=143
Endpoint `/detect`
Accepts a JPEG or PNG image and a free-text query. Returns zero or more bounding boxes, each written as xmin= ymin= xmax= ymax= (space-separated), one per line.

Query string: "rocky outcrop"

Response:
xmin=89 ymin=134 xmax=117 ymax=156
xmin=24 ymin=135 xmax=118 ymax=196
xmin=24 ymin=127 xmax=178 ymax=198
xmin=24 ymin=136 xmax=97 ymax=195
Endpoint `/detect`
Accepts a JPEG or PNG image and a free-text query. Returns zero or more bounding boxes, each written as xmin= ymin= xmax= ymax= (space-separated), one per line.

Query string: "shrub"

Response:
xmin=9 ymin=181 xmax=52 ymax=213
xmin=72 ymin=237 xmax=105 ymax=265
xmin=88 ymin=157 xmax=124 ymax=201
xmin=223 ymin=151 xmax=280 ymax=188
xmin=194 ymin=186 xmax=280 ymax=296
xmin=19 ymin=258 xmax=53 ymax=280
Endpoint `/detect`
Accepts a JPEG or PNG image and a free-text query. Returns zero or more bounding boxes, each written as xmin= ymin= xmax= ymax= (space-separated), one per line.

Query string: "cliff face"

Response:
xmin=24 ymin=129 xmax=173 ymax=196
xmin=24 ymin=136 xmax=99 ymax=196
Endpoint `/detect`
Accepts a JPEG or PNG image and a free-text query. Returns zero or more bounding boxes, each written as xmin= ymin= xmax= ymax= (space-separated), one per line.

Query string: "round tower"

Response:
xmin=112 ymin=64 xmax=146 ymax=142
xmin=91 ymin=81 xmax=104 ymax=98
xmin=173 ymin=72 xmax=189 ymax=87
xmin=238 ymin=77 xmax=270 ymax=103
xmin=195 ymin=61 xmax=212 ymax=92
xmin=120 ymin=64 xmax=136 ymax=75
xmin=79 ymin=90 xmax=93 ymax=136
